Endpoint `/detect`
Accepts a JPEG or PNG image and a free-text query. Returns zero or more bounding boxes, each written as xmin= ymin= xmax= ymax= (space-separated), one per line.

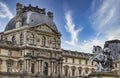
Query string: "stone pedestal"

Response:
xmin=88 ymin=72 xmax=119 ymax=78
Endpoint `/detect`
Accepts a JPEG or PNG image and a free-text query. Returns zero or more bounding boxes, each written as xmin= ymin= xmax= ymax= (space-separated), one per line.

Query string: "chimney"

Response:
xmin=47 ymin=11 xmax=53 ymax=20
xmin=16 ymin=3 xmax=22 ymax=28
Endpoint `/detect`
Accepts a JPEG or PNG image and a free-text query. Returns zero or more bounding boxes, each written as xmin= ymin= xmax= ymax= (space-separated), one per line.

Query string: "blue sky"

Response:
xmin=0 ymin=0 xmax=120 ymax=53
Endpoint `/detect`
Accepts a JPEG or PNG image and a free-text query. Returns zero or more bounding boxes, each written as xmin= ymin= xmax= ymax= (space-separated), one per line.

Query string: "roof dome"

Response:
xmin=5 ymin=11 xmax=58 ymax=31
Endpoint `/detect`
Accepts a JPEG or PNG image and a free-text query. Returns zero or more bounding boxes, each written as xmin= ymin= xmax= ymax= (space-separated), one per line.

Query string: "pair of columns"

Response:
xmin=25 ymin=59 xmax=31 ymax=73
xmin=50 ymin=61 xmax=55 ymax=75
xmin=24 ymin=58 xmax=43 ymax=74
xmin=24 ymin=58 xmax=63 ymax=76
xmin=50 ymin=60 xmax=63 ymax=76
xmin=37 ymin=59 xmax=43 ymax=75
xmin=58 ymin=61 xmax=63 ymax=76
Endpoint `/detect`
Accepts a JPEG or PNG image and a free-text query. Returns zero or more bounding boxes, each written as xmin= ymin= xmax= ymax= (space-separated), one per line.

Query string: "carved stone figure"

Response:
xmin=89 ymin=46 xmax=114 ymax=72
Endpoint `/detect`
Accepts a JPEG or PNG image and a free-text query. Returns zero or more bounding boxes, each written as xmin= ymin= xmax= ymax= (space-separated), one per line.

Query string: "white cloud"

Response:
xmin=91 ymin=0 xmax=120 ymax=39
xmin=79 ymin=38 xmax=105 ymax=53
xmin=0 ymin=1 xmax=13 ymax=19
xmin=65 ymin=11 xmax=83 ymax=46
xmin=64 ymin=0 xmax=120 ymax=53
xmin=80 ymin=0 xmax=120 ymax=53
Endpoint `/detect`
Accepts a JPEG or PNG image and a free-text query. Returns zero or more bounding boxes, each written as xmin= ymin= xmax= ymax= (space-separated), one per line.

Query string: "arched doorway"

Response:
xmin=43 ymin=62 xmax=48 ymax=75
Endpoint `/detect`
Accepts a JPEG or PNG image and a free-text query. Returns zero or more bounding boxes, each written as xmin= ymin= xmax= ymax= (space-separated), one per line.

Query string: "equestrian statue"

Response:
xmin=89 ymin=46 xmax=114 ymax=72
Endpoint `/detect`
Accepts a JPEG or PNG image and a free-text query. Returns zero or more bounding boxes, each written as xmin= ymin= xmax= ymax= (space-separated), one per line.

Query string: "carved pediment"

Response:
xmin=32 ymin=24 xmax=56 ymax=34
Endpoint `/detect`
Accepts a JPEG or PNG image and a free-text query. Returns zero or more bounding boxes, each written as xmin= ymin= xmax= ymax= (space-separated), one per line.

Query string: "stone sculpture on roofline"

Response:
xmin=89 ymin=46 xmax=114 ymax=72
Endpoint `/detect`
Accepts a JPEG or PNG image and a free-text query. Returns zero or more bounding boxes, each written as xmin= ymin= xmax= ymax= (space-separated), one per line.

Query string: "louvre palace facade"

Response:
xmin=0 ymin=3 xmax=119 ymax=78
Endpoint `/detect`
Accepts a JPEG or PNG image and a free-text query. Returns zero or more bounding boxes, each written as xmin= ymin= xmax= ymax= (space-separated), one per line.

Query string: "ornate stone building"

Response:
xmin=0 ymin=3 xmax=119 ymax=78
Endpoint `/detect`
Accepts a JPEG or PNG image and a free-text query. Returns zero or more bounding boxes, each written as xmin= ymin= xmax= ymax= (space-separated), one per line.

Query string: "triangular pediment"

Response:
xmin=30 ymin=24 xmax=60 ymax=35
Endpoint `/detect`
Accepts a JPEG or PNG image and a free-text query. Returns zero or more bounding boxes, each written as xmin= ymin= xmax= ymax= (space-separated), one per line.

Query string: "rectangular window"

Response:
xmin=72 ymin=58 xmax=74 ymax=63
xmin=115 ymin=63 xmax=117 ymax=67
xmin=85 ymin=59 xmax=88 ymax=65
xmin=31 ymin=50 xmax=34 ymax=56
xmin=20 ymin=51 xmax=22 ymax=56
xmin=65 ymin=58 xmax=68 ymax=62
xmin=0 ymin=49 xmax=1 ymax=55
xmin=79 ymin=59 xmax=81 ymax=64
xmin=8 ymin=50 xmax=12 ymax=56
xmin=7 ymin=63 xmax=12 ymax=72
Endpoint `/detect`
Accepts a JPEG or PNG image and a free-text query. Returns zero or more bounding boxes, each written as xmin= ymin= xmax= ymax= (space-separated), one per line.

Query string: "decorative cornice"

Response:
xmin=62 ymin=49 xmax=93 ymax=59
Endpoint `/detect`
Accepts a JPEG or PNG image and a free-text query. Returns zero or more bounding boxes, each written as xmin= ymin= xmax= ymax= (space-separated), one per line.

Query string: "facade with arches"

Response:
xmin=0 ymin=3 xmax=119 ymax=78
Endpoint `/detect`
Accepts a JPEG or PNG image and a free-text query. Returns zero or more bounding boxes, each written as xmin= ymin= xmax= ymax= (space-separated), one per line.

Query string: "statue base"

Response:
xmin=88 ymin=72 xmax=119 ymax=78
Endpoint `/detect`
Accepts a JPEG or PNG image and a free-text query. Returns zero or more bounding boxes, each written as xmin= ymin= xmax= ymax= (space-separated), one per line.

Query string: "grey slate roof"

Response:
xmin=5 ymin=11 xmax=58 ymax=32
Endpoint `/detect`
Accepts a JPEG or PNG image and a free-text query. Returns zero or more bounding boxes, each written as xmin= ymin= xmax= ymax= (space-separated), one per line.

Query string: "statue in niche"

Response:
xmin=89 ymin=46 xmax=114 ymax=72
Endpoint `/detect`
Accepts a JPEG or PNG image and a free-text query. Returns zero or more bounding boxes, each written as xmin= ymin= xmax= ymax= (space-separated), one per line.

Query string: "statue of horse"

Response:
xmin=89 ymin=46 xmax=114 ymax=72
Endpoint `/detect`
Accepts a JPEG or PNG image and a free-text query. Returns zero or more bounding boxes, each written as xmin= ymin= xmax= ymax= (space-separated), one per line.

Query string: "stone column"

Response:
xmin=40 ymin=60 xmax=43 ymax=75
xmin=58 ymin=63 xmax=60 ymax=76
xmin=60 ymin=63 xmax=63 ymax=76
xmin=25 ymin=59 xmax=31 ymax=73
xmin=26 ymin=59 xmax=29 ymax=72
xmin=50 ymin=62 xmax=52 ymax=75
xmin=53 ymin=62 xmax=55 ymax=75
xmin=25 ymin=59 xmax=27 ymax=72
xmin=28 ymin=59 xmax=31 ymax=73
xmin=51 ymin=61 xmax=53 ymax=75
xmin=58 ymin=57 xmax=63 ymax=77
xmin=37 ymin=60 xmax=40 ymax=73
xmin=50 ymin=61 xmax=55 ymax=75
xmin=23 ymin=31 xmax=27 ymax=45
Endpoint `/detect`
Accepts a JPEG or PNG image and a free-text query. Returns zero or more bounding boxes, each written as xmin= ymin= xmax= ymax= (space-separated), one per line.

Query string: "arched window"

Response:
xmin=72 ymin=69 xmax=75 ymax=76
xmin=78 ymin=67 xmax=82 ymax=76
xmin=7 ymin=63 xmax=12 ymax=72
xmin=30 ymin=34 xmax=34 ymax=45
xmin=12 ymin=35 xmax=15 ymax=44
xmin=41 ymin=36 xmax=46 ymax=46
xmin=7 ymin=59 xmax=13 ymax=73
xmin=79 ymin=70 xmax=82 ymax=76
xmin=91 ymin=68 xmax=95 ymax=73
xmin=71 ymin=66 xmax=76 ymax=76
xmin=65 ymin=69 xmax=68 ymax=76
xmin=20 ymin=63 xmax=22 ymax=71
xmin=52 ymin=38 xmax=56 ymax=48
xmin=64 ymin=65 xmax=69 ymax=76
xmin=31 ymin=63 xmax=34 ymax=74
xmin=85 ymin=68 xmax=89 ymax=74
xmin=20 ymin=33 xmax=24 ymax=45
xmin=43 ymin=62 xmax=48 ymax=75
